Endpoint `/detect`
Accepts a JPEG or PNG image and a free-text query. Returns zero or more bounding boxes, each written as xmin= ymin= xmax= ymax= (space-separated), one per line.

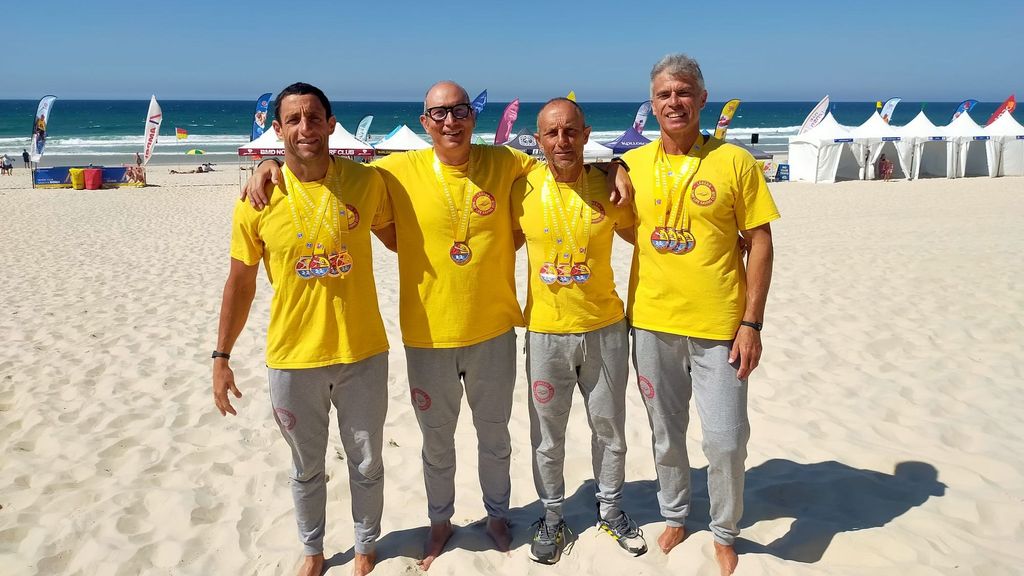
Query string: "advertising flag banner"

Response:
xmin=470 ymin=89 xmax=488 ymax=117
xmin=799 ymin=95 xmax=830 ymax=134
xmin=880 ymin=97 xmax=901 ymax=123
xmin=952 ymin=99 xmax=978 ymax=121
xmin=567 ymin=90 xmax=576 ymax=102
xmin=986 ymin=95 xmax=1016 ymax=126
xmin=251 ymin=93 xmax=272 ymax=141
xmin=355 ymin=115 xmax=374 ymax=142
xmin=29 ymin=95 xmax=57 ymax=163
xmin=494 ymin=98 xmax=520 ymax=145
xmin=632 ymin=100 xmax=652 ymax=133
xmin=713 ymin=99 xmax=741 ymax=139
xmin=143 ymin=95 xmax=162 ymax=166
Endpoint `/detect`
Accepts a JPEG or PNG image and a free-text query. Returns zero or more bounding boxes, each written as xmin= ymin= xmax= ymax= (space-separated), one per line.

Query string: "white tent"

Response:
xmin=237 ymin=123 xmax=374 ymax=157
xmin=583 ymin=139 xmax=614 ymax=161
xmin=897 ymin=111 xmax=949 ymax=179
xmin=373 ymin=124 xmax=430 ymax=155
xmin=940 ymin=112 xmax=990 ymax=178
xmin=850 ymin=112 xmax=912 ymax=180
xmin=787 ymin=113 xmax=863 ymax=183
xmin=984 ymin=113 xmax=1024 ymax=177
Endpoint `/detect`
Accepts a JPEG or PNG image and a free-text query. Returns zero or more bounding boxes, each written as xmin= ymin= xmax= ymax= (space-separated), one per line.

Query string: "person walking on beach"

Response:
xmin=22 ymin=149 xmax=30 ymax=168
xmin=241 ymin=81 xmax=633 ymax=570
xmin=512 ymin=98 xmax=647 ymax=564
xmin=622 ymin=53 xmax=779 ymax=575
xmin=135 ymin=152 xmax=142 ymax=167
xmin=212 ymin=82 xmax=392 ymax=576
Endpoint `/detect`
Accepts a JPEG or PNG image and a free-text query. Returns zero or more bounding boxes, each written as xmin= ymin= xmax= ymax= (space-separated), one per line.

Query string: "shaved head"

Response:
xmin=423 ymin=81 xmax=470 ymax=111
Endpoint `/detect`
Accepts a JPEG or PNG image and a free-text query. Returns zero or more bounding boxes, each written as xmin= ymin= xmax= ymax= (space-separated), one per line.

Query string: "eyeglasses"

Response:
xmin=425 ymin=103 xmax=473 ymax=122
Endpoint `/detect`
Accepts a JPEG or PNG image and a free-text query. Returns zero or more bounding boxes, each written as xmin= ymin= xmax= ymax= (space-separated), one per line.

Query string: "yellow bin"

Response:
xmin=69 ymin=168 xmax=86 ymax=190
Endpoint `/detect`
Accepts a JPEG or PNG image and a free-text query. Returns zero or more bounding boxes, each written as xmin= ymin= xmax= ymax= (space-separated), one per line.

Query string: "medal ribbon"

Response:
xmin=284 ymin=159 xmax=347 ymax=255
xmin=540 ymin=169 xmax=592 ymax=265
xmin=654 ymin=138 xmax=703 ymax=232
xmin=432 ymin=152 xmax=478 ymax=244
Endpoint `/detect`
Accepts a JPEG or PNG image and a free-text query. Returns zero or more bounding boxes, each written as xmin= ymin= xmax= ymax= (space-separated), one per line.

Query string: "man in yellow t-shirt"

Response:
xmin=622 ymin=55 xmax=779 ymax=575
xmin=511 ymin=99 xmax=646 ymax=564
xmin=212 ymin=83 xmax=390 ymax=576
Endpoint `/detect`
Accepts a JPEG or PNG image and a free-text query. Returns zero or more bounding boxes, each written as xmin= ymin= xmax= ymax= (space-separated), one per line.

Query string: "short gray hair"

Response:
xmin=650 ymin=54 xmax=705 ymax=93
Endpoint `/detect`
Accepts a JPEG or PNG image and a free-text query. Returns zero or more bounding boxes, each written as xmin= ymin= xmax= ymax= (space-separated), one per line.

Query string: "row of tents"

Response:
xmin=788 ymin=111 xmax=1024 ymax=183
xmin=237 ymin=123 xmax=663 ymax=161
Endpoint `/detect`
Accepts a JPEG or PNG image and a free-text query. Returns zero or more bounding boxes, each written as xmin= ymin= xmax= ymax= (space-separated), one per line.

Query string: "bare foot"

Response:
xmin=657 ymin=525 xmax=686 ymax=554
xmin=485 ymin=516 xmax=511 ymax=552
xmin=297 ymin=553 xmax=324 ymax=576
xmin=353 ymin=551 xmax=376 ymax=576
xmin=714 ymin=542 xmax=738 ymax=575
xmin=417 ymin=520 xmax=453 ymax=571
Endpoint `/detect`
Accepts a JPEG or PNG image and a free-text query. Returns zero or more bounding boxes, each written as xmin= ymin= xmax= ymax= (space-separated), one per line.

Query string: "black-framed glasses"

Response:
xmin=425 ymin=103 xmax=473 ymax=122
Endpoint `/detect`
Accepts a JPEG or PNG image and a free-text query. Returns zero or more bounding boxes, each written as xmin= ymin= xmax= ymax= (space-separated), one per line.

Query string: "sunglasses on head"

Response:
xmin=425 ymin=103 xmax=473 ymax=122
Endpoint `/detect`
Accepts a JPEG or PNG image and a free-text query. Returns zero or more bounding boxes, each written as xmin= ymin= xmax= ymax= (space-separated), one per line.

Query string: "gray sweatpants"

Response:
xmin=268 ymin=352 xmax=388 ymax=556
xmin=527 ymin=319 xmax=628 ymax=523
xmin=631 ymin=328 xmax=750 ymax=546
xmin=405 ymin=330 xmax=516 ymax=522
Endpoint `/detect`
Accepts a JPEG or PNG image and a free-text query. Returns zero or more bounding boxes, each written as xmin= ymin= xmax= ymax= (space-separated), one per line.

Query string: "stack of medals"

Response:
xmin=433 ymin=153 xmax=476 ymax=266
xmin=286 ymin=159 xmax=355 ymax=280
xmin=538 ymin=169 xmax=592 ymax=286
xmin=651 ymin=139 xmax=703 ymax=256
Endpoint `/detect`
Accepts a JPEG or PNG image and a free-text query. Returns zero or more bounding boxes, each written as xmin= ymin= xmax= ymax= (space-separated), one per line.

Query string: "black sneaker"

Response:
xmin=598 ymin=511 xmax=648 ymax=556
xmin=529 ymin=516 xmax=567 ymax=564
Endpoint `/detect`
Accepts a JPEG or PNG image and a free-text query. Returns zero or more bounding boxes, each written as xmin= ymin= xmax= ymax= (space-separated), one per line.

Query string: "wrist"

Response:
xmin=257 ymin=158 xmax=281 ymax=169
xmin=739 ymin=320 xmax=762 ymax=332
xmin=212 ymin=350 xmax=231 ymax=360
xmin=609 ymin=157 xmax=630 ymax=172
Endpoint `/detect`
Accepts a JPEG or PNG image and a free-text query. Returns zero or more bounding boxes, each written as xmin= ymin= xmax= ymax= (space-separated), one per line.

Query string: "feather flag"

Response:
xmin=986 ymin=95 xmax=1016 ymax=126
xmin=799 ymin=96 xmax=830 ymax=134
xmin=632 ymin=101 xmax=652 ymax=133
xmin=29 ymin=95 xmax=57 ymax=163
xmin=567 ymin=90 xmax=576 ymax=102
xmin=952 ymin=99 xmax=978 ymax=121
xmin=251 ymin=93 xmax=272 ymax=141
xmin=880 ymin=97 xmax=901 ymax=124
xmin=713 ymin=99 xmax=741 ymax=139
xmin=470 ymin=89 xmax=488 ymax=117
xmin=142 ymin=95 xmax=162 ymax=166
xmin=355 ymin=115 xmax=374 ymax=142
xmin=494 ymin=98 xmax=520 ymax=145
xmin=175 ymin=127 xmax=188 ymax=140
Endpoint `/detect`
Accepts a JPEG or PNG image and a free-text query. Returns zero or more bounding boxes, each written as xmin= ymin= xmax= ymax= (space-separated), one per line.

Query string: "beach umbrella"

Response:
xmin=185 ymin=149 xmax=205 ymax=155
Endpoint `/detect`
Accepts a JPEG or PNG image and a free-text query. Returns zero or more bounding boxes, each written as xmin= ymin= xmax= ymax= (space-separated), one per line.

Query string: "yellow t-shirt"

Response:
xmin=373 ymin=145 xmax=535 ymax=348
xmin=623 ymin=137 xmax=780 ymax=340
xmin=512 ymin=164 xmax=634 ymax=333
xmin=230 ymin=157 xmax=390 ymax=368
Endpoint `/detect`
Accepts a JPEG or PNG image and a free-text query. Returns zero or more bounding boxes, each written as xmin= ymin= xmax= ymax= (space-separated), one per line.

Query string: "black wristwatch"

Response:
xmin=609 ymin=157 xmax=630 ymax=172
xmin=739 ymin=321 xmax=763 ymax=332
xmin=211 ymin=351 xmax=231 ymax=360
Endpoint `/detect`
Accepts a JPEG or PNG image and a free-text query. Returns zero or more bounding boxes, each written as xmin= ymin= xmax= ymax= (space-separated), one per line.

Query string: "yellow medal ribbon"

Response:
xmin=432 ymin=151 xmax=478 ymax=245
xmin=654 ymin=137 xmax=703 ymax=234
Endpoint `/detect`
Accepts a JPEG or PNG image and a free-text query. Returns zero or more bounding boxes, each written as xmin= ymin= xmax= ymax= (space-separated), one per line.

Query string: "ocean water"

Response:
xmin=0 ymin=99 xmax=1008 ymax=165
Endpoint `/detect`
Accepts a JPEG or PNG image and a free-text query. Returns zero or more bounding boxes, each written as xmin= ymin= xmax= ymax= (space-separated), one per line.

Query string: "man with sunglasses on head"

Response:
xmin=241 ymin=81 xmax=634 ymax=569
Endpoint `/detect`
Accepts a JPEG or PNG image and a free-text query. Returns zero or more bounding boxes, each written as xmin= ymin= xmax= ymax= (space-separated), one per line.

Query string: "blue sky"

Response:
xmin=6 ymin=0 xmax=1020 ymax=101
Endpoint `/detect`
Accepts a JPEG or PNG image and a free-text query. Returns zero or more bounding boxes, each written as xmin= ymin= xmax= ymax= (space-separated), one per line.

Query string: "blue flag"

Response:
xmin=252 ymin=93 xmax=272 ymax=141
xmin=471 ymin=90 xmax=487 ymax=117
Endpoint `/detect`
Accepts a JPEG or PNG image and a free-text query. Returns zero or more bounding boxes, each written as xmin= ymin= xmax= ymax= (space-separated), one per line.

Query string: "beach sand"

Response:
xmin=1 ymin=170 xmax=1022 ymax=575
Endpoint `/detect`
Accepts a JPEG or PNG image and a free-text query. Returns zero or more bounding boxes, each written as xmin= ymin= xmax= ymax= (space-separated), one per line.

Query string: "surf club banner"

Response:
xmin=880 ymin=97 xmax=901 ymax=124
xmin=714 ymin=99 xmax=741 ymax=139
xmin=952 ymin=99 xmax=978 ymax=121
xmin=29 ymin=95 xmax=58 ymax=163
xmin=355 ymin=115 xmax=374 ymax=142
xmin=632 ymin=100 xmax=652 ymax=133
xmin=470 ymin=89 xmax=488 ymax=117
xmin=142 ymin=96 xmax=162 ymax=166
xmin=494 ymin=98 xmax=520 ymax=145
xmin=986 ymin=95 xmax=1016 ymax=126
xmin=251 ymin=93 xmax=272 ymax=141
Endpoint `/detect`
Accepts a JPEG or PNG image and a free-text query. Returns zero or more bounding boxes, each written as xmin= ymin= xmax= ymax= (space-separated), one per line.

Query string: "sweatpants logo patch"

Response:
xmin=533 ymin=380 xmax=555 ymax=404
xmin=411 ymin=388 xmax=432 ymax=411
xmin=638 ymin=375 xmax=655 ymax=399
xmin=274 ymin=408 xmax=297 ymax=431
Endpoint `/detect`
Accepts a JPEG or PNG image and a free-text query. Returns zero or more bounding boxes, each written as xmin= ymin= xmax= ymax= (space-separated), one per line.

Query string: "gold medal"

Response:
xmin=538 ymin=262 xmax=558 ymax=285
xmin=650 ymin=227 xmax=672 ymax=252
xmin=672 ymin=229 xmax=696 ymax=255
xmin=556 ymin=263 xmax=573 ymax=286
xmin=570 ymin=263 xmax=591 ymax=284
xmin=450 ymin=242 xmax=472 ymax=265
xmin=295 ymin=256 xmax=313 ymax=279
xmin=309 ymin=254 xmax=330 ymax=277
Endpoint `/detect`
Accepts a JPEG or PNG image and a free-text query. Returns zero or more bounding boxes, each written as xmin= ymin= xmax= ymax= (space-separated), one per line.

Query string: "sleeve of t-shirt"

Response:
xmin=369 ymin=165 xmax=395 ymax=227
xmin=229 ymin=200 xmax=264 ymax=265
xmin=368 ymin=170 xmax=393 ymax=230
xmin=734 ymin=159 xmax=780 ymax=231
xmin=510 ymin=176 xmax=528 ymax=231
xmin=508 ymin=147 xmax=538 ymax=179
